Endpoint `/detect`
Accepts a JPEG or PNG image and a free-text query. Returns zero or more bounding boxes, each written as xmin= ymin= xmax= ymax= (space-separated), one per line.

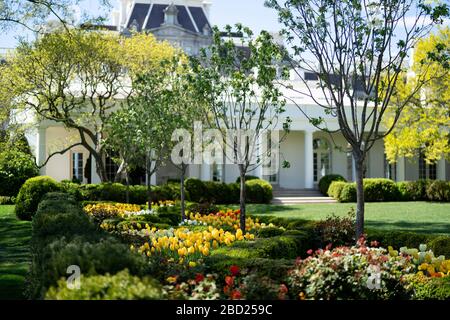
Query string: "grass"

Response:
xmin=230 ymin=202 xmax=450 ymax=235
xmin=0 ymin=205 xmax=31 ymax=300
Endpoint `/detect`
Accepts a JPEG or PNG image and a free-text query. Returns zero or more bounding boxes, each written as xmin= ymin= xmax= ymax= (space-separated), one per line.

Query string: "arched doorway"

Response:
xmin=313 ymin=138 xmax=331 ymax=183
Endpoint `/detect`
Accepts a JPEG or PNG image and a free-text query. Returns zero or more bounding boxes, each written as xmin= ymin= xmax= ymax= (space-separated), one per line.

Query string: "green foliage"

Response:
xmin=256 ymin=226 xmax=285 ymax=238
xmin=246 ymin=179 xmax=273 ymax=204
xmin=407 ymin=275 xmax=450 ymax=300
xmin=426 ymin=180 xmax=450 ymax=202
xmin=318 ymin=174 xmax=346 ymax=196
xmin=45 ymin=269 xmax=164 ymax=300
xmin=235 ymin=175 xmax=259 ymax=183
xmin=15 ymin=176 xmax=61 ymax=220
xmin=366 ymin=230 xmax=436 ymax=249
xmin=0 ymin=150 xmax=39 ymax=197
xmin=363 ymin=178 xmax=400 ymax=202
xmin=427 ymin=236 xmax=450 ymax=258
xmin=338 ymin=183 xmax=357 ymax=202
xmin=327 ymin=181 xmax=347 ymax=198
xmin=0 ymin=196 xmax=14 ymax=205
xmin=185 ymin=178 xmax=208 ymax=203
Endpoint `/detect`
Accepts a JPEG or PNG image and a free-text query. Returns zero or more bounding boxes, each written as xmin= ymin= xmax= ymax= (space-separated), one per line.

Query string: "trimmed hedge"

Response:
xmin=45 ymin=270 xmax=164 ymax=300
xmin=427 ymin=236 xmax=450 ymax=258
xmin=15 ymin=176 xmax=61 ymax=220
xmin=184 ymin=178 xmax=272 ymax=204
xmin=28 ymin=192 xmax=148 ymax=299
xmin=318 ymin=174 xmax=346 ymax=196
xmin=329 ymin=179 xmax=450 ymax=202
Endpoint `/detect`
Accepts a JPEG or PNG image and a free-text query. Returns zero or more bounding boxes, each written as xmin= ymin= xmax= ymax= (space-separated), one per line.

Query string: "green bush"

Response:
xmin=0 ymin=150 xmax=39 ymax=197
xmin=407 ymin=275 xmax=450 ymax=300
xmin=328 ymin=181 xmax=347 ymax=199
xmin=15 ymin=176 xmax=61 ymax=220
xmin=185 ymin=178 xmax=207 ymax=203
xmin=363 ymin=178 xmax=400 ymax=202
xmin=29 ymin=236 xmax=147 ymax=299
xmin=426 ymin=180 xmax=450 ymax=202
xmin=318 ymin=174 xmax=346 ymax=196
xmin=256 ymin=226 xmax=285 ymax=238
xmin=427 ymin=236 xmax=450 ymax=258
xmin=246 ymin=179 xmax=273 ymax=203
xmin=397 ymin=180 xmax=430 ymax=201
xmin=45 ymin=269 xmax=163 ymax=300
xmin=235 ymin=175 xmax=259 ymax=183
xmin=366 ymin=230 xmax=436 ymax=249
xmin=338 ymin=183 xmax=356 ymax=202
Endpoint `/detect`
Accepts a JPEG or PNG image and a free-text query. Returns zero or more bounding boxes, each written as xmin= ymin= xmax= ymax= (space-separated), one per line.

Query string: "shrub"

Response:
xmin=235 ymin=175 xmax=259 ymax=183
xmin=363 ymin=178 xmax=400 ymax=202
xmin=327 ymin=181 xmax=347 ymax=199
xmin=287 ymin=245 xmax=411 ymax=300
xmin=246 ymin=179 xmax=272 ymax=203
xmin=406 ymin=274 xmax=450 ymax=300
xmin=45 ymin=269 xmax=163 ymax=300
xmin=15 ymin=176 xmax=61 ymax=220
xmin=314 ymin=210 xmax=355 ymax=247
xmin=29 ymin=236 xmax=147 ymax=299
xmin=318 ymin=174 xmax=346 ymax=196
xmin=427 ymin=236 xmax=450 ymax=258
xmin=187 ymin=202 xmax=219 ymax=215
xmin=0 ymin=150 xmax=39 ymax=197
xmin=256 ymin=226 xmax=285 ymax=238
xmin=185 ymin=178 xmax=207 ymax=203
xmin=397 ymin=180 xmax=429 ymax=201
xmin=366 ymin=230 xmax=435 ymax=250
xmin=426 ymin=180 xmax=450 ymax=202
xmin=338 ymin=183 xmax=356 ymax=202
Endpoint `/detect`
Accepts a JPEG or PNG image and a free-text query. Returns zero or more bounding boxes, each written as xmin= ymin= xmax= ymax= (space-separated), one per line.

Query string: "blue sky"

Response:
xmin=0 ymin=0 xmax=282 ymax=49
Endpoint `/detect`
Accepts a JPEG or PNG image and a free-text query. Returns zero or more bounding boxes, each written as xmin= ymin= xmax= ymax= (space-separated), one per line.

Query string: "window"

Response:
xmin=212 ymin=163 xmax=223 ymax=182
xmin=419 ymin=152 xmax=437 ymax=180
xmin=313 ymin=138 xmax=331 ymax=182
xmin=105 ymin=154 xmax=119 ymax=182
xmin=384 ymin=155 xmax=397 ymax=181
xmin=72 ymin=153 xmax=83 ymax=182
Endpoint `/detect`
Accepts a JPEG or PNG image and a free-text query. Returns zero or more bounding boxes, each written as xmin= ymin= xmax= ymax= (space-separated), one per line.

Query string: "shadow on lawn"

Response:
xmin=0 ymin=206 xmax=31 ymax=300
xmin=366 ymin=220 xmax=450 ymax=235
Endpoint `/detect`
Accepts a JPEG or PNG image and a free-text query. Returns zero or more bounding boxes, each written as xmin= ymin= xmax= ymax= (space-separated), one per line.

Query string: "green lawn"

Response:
xmin=0 ymin=205 xmax=31 ymax=300
xmin=236 ymin=202 xmax=450 ymax=235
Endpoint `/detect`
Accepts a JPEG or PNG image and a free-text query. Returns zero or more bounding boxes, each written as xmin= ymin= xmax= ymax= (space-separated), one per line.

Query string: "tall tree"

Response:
xmin=0 ymin=30 xmax=176 ymax=182
xmin=385 ymin=28 xmax=450 ymax=164
xmin=105 ymin=55 xmax=188 ymax=210
xmin=189 ymin=25 xmax=289 ymax=232
xmin=267 ymin=0 xmax=449 ymax=239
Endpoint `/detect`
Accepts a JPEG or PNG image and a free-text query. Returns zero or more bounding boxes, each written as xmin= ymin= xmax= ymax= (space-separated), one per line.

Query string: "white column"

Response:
xmin=201 ymin=163 xmax=211 ymax=181
xmin=36 ymin=127 xmax=47 ymax=175
xmin=304 ymin=130 xmax=314 ymax=189
xmin=397 ymin=157 xmax=405 ymax=181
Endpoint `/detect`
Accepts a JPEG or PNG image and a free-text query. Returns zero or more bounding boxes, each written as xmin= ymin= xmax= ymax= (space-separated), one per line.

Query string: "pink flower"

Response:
xmin=307 ymin=249 xmax=313 ymax=255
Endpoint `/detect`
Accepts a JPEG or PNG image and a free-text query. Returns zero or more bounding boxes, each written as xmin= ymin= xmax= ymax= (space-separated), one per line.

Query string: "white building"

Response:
xmin=29 ymin=0 xmax=450 ymax=189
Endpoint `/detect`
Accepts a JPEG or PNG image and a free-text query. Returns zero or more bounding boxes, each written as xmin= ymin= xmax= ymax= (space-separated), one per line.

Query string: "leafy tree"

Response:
xmin=0 ymin=149 xmax=39 ymax=196
xmin=385 ymin=28 xmax=450 ymax=164
xmin=0 ymin=0 xmax=111 ymax=32
xmin=267 ymin=0 xmax=449 ymax=239
xmin=189 ymin=25 xmax=288 ymax=231
xmin=0 ymin=30 xmax=176 ymax=182
xmin=105 ymin=55 xmax=188 ymax=209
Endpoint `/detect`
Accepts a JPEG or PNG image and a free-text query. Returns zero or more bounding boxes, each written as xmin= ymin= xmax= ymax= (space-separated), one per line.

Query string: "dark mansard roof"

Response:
xmin=126 ymin=2 xmax=210 ymax=34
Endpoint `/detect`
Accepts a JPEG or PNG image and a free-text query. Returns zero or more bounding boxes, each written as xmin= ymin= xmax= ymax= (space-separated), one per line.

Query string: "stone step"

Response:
xmin=272 ymin=196 xmax=337 ymax=204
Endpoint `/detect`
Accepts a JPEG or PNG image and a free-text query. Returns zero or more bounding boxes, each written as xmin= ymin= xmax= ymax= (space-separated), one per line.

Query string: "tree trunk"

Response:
xmin=239 ymin=165 xmax=246 ymax=232
xmin=125 ymin=168 xmax=130 ymax=204
xmin=146 ymin=158 xmax=152 ymax=211
xmin=354 ymin=154 xmax=365 ymax=241
xmin=92 ymin=151 xmax=108 ymax=182
xmin=180 ymin=163 xmax=187 ymax=221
